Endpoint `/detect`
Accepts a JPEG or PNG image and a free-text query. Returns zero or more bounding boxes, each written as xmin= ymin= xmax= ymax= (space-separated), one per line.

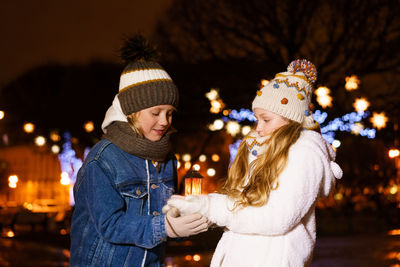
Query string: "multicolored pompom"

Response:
xmin=287 ymin=59 xmax=317 ymax=84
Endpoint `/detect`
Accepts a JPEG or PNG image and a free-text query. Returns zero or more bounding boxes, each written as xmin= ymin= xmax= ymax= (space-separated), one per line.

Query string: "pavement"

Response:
xmin=1 ymin=226 xmax=400 ymax=267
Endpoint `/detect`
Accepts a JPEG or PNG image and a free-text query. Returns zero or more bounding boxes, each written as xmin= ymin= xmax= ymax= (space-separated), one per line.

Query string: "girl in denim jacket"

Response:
xmin=70 ymin=35 xmax=208 ymax=267
xmin=165 ymin=60 xmax=343 ymax=267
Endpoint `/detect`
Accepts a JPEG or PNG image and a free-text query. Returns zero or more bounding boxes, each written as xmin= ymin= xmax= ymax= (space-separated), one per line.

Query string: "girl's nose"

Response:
xmin=255 ymin=122 xmax=264 ymax=136
xmin=159 ymin=114 xmax=169 ymax=126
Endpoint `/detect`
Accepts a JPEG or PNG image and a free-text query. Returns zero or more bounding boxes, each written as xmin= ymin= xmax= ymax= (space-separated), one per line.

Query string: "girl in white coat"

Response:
xmin=164 ymin=59 xmax=343 ymax=267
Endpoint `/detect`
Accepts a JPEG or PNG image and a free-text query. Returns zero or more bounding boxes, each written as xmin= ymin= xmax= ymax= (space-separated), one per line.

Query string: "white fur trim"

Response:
xmin=101 ymin=94 xmax=128 ymax=133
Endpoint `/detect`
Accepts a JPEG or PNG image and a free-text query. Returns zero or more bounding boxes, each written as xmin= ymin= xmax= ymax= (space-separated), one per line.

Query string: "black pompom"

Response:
xmin=120 ymin=34 xmax=159 ymax=63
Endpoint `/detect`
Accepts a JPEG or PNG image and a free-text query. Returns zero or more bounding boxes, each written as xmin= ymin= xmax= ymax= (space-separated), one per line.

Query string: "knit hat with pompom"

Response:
xmin=252 ymin=59 xmax=318 ymax=129
xmin=117 ymin=34 xmax=179 ymax=115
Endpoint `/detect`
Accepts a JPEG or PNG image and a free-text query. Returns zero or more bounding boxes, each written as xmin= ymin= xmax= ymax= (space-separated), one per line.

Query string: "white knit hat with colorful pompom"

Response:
xmin=252 ymin=59 xmax=319 ymax=129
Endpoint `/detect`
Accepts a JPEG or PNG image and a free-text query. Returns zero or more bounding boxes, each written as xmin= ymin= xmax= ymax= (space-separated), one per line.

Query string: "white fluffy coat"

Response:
xmin=206 ymin=130 xmax=342 ymax=267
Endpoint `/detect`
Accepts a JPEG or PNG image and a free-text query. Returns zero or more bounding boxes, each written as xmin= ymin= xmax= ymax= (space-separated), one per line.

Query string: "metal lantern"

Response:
xmin=184 ymin=170 xmax=203 ymax=196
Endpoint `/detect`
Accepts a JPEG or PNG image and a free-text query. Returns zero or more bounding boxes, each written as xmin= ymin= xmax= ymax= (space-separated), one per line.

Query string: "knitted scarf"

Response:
xmin=103 ymin=121 xmax=171 ymax=162
xmin=244 ymin=131 xmax=269 ymax=158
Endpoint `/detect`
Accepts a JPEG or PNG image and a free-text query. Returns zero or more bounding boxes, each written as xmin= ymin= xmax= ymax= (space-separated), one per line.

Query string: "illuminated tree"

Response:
xmin=154 ymin=0 xmax=400 ymax=120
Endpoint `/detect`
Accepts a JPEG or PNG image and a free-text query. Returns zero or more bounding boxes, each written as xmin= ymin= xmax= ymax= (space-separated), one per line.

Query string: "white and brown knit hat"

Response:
xmin=117 ymin=35 xmax=179 ymax=115
xmin=252 ymin=59 xmax=318 ymax=129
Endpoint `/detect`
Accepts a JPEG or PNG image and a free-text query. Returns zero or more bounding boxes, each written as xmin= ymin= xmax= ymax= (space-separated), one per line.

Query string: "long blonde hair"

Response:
xmin=221 ymin=120 xmax=303 ymax=209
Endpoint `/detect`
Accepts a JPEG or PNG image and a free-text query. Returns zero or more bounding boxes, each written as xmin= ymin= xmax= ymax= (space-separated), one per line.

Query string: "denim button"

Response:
xmin=136 ymin=188 xmax=141 ymax=195
xmin=151 ymin=184 xmax=159 ymax=189
xmin=153 ymin=211 xmax=160 ymax=216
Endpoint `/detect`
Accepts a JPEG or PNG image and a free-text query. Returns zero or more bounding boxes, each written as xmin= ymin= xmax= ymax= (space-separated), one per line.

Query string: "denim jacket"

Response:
xmin=70 ymin=139 xmax=177 ymax=267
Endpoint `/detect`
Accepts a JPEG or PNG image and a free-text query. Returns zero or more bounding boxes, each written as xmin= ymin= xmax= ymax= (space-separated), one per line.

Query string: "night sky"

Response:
xmin=0 ymin=0 xmax=172 ymax=87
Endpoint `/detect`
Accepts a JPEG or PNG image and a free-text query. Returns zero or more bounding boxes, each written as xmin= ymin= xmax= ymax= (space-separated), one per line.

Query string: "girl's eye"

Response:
xmin=152 ymin=113 xmax=159 ymax=116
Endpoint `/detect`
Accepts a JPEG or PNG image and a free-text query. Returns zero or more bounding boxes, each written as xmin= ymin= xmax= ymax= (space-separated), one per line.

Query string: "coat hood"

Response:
xmin=295 ymin=130 xmax=343 ymax=197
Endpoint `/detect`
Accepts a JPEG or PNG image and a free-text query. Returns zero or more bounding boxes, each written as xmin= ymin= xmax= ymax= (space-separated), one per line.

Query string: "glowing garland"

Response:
xmin=225 ymin=108 xmax=376 ymax=163
xmin=313 ymin=110 xmax=376 ymax=143
xmin=58 ymin=132 xmax=86 ymax=205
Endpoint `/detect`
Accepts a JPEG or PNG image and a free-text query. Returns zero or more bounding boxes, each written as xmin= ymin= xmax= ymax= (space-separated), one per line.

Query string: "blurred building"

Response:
xmin=0 ymin=144 xmax=70 ymax=211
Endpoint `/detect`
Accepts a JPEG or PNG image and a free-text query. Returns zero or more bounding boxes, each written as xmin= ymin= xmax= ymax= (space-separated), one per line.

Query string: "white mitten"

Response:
xmin=167 ymin=194 xmax=210 ymax=217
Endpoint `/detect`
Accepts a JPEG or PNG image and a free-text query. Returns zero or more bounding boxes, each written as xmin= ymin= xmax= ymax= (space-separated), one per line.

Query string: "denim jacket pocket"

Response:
xmin=120 ymin=183 xmax=148 ymax=215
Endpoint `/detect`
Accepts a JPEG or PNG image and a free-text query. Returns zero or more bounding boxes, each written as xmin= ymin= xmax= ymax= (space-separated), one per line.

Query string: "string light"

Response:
xmin=60 ymin=172 xmax=71 ymax=186
xmin=182 ymin=154 xmax=191 ymax=162
xmin=50 ymin=131 xmax=61 ymax=142
xmin=23 ymin=122 xmax=35 ymax=133
xmin=223 ymin=108 xmax=256 ymax=122
xmin=353 ymin=98 xmax=370 ymax=113
xmin=345 ymin=75 xmax=360 ymax=91
xmin=84 ymin=121 xmax=95 ymax=133
xmin=34 ymin=136 xmax=46 ymax=146
xmin=209 ymin=119 xmax=224 ymax=131
xmin=389 ymin=149 xmax=400 ymax=158
xmin=205 ymin=89 xmax=219 ymax=101
xmin=8 ymin=175 xmax=18 ymax=188
xmin=199 ymin=154 xmax=207 ymax=162
xmin=226 ymin=121 xmax=241 ymax=136
xmin=207 ymin=168 xmax=216 ymax=177
xmin=211 ymin=154 xmax=220 ymax=162
xmin=315 ymin=87 xmax=332 ymax=108
xmin=58 ymin=132 xmax=84 ymax=206
xmin=370 ymin=112 xmax=388 ymax=130
xmin=184 ymin=162 xmax=192 ymax=170
xmin=51 ymin=144 xmax=60 ymax=154
xmin=241 ymin=125 xmax=251 ymax=136
xmin=210 ymin=99 xmax=225 ymax=113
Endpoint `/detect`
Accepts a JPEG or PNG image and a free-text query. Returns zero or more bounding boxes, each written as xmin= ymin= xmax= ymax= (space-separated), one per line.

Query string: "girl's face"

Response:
xmin=254 ymin=108 xmax=289 ymax=137
xmin=136 ymin=105 xmax=175 ymax=142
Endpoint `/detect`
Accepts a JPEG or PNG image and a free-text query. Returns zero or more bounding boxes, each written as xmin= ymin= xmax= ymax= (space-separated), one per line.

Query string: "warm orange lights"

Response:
xmin=211 ymin=154 xmax=220 ymax=162
xmin=8 ymin=175 xmax=18 ymax=188
xmin=6 ymin=230 xmax=15 ymax=238
xmin=226 ymin=121 xmax=241 ymax=136
xmin=353 ymin=98 xmax=370 ymax=113
xmin=34 ymin=136 xmax=46 ymax=146
xmin=184 ymin=170 xmax=203 ymax=196
xmin=84 ymin=121 xmax=95 ymax=133
xmin=184 ymin=254 xmax=201 ymax=262
xmin=388 ymin=229 xmax=400 ymax=236
xmin=185 ymin=255 xmax=192 ymax=261
xmin=60 ymin=172 xmax=71 ymax=186
xmin=193 ymin=254 xmax=201 ymax=262
xmin=210 ymin=99 xmax=225 ymax=114
xmin=345 ymin=75 xmax=360 ymax=91
xmin=206 ymin=89 xmax=225 ymax=114
xmin=389 ymin=149 xmax=400 ymax=158
xmin=207 ymin=168 xmax=216 ymax=177
xmin=50 ymin=131 xmax=61 ymax=142
xmin=315 ymin=86 xmax=332 ymax=108
xmin=193 ymin=164 xmax=200 ymax=171
xmin=23 ymin=122 xmax=35 ymax=133
xmin=370 ymin=112 xmax=388 ymax=130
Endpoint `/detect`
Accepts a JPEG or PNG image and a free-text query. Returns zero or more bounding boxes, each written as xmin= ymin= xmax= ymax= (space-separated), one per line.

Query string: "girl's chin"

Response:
xmin=145 ymin=134 xmax=163 ymax=142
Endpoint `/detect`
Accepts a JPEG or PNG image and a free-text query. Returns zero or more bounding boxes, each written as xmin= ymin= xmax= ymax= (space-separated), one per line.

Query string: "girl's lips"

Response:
xmin=153 ymin=129 xmax=165 ymax=135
